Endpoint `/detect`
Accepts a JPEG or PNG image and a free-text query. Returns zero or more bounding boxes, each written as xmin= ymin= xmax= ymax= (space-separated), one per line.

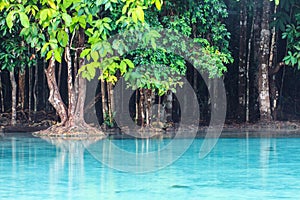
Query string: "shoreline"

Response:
xmin=2 ymin=121 xmax=300 ymax=139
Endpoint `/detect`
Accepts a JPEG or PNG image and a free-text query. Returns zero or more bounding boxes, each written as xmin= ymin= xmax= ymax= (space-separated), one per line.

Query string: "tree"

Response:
xmin=0 ymin=11 xmax=34 ymax=125
xmin=257 ymin=0 xmax=272 ymax=121
xmin=2 ymin=0 xmax=161 ymax=136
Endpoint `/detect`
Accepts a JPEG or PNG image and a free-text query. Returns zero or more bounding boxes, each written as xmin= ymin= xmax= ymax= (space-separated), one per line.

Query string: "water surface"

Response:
xmin=1 ymin=134 xmax=300 ymax=199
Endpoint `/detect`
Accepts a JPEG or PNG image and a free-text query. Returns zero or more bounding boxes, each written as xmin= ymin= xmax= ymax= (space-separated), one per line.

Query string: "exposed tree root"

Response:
xmin=33 ymin=123 xmax=106 ymax=139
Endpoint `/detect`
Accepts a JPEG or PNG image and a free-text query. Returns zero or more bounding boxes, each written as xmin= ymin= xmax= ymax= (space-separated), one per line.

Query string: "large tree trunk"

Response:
xmin=238 ymin=0 xmax=248 ymax=122
xmin=258 ymin=0 xmax=272 ymax=121
xmin=65 ymin=42 xmax=76 ymax=126
xmin=36 ymin=28 xmax=104 ymax=137
xmin=246 ymin=13 xmax=254 ymax=122
xmin=73 ymin=27 xmax=88 ymax=126
xmin=251 ymin=0 xmax=262 ymax=121
xmin=10 ymin=70 xmax=17 ymax=125
xmin=268 ymin=4 xmax=278 ymax=120
xmin=45 ymin=55 xmax=68 ymax=125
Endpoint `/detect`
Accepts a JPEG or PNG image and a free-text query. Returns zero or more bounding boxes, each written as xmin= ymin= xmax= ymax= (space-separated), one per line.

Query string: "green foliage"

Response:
xmin=282 ymin=1 xmax=300 ymax=68
xmin=2 ymin=0 xmax=232 ymax=96
xmin=0 ymin=11 xmax=35 ymax=72
xmin=3 ymin=0 xmax=159 ymax=65
xmin=282 ymin=22 xmax=300 ymax=68
xmin=103 ymin=111 xmax=115 ymax=128
xmin=125 ymin=48 xmax=186 ymax=95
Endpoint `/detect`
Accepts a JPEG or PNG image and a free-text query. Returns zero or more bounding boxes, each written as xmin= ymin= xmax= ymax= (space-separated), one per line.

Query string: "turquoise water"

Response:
xmin=1 ymin=134 xmax=300 ymax=199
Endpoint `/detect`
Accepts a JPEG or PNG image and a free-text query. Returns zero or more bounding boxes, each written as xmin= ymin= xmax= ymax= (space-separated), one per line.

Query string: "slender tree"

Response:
xmin=258 ymin=0 xmax=272 ymax=121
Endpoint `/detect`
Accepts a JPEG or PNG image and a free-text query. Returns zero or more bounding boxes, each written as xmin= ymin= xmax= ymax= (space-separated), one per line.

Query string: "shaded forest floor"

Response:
xmin=1 ymin=110 xmax=300 ymax=137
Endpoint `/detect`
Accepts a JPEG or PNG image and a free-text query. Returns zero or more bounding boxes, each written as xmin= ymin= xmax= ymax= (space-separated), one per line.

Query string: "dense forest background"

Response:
xmin=0 ymin=0 xmax=300 ymax=133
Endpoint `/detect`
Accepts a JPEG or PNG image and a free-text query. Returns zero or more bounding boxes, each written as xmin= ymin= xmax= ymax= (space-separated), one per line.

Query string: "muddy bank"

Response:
xmin=0 ymin=109 xmax=299 ymax=138
xmin=2 ymin=120 xmax=300 ymax=138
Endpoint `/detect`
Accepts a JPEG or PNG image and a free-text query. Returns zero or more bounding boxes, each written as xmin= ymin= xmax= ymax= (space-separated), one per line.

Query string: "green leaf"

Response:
xmin=62 ymin=13 xmax=72 ymax=26
xmin=57 ymin=29 xmax=68 ymax=47
xmin=103 ymin=23 xmax=111 ymax=31
xmin=19 ymin=12 xmax=30 ymax=28
xmin=123 ymin=59 xmax=134 ymax=68
xmin=120 ymin=61 xmax=127 ymax=74
xmin=80 ymin=49 xmax=91 ymax=58
xmin=155 ymin=0 xmax=162 ymax=10
xmin=78 ymin=16 xmax=86 ymax=29
xmin=63 ymin=0 xmax=73 ymax=9
xmin=46 ymin=50 xmax=53 ymax=60
xmin=41 ymin=43 xmax=50 ymax=56
xmin=54 ymin=48 xmax=62 ymax=63
xmin=39 ymin=9 xmax=48 ymax=23
xmin=6 ymin=11 xmax=15 ymax=29
xmin=136 ymin=6 xmax=144 ymax=22
xmin=132 ymin=11 xmax=138 ymax=23
xmin=103 ymin=17 xmax=112 ymax=23
xmin=122 ymin=3 xmax=129 ymax=14
xmin=48 ymin=0 xmax=57 ymax=9
xmin=91 ymin=51 xmax=99 ymax=61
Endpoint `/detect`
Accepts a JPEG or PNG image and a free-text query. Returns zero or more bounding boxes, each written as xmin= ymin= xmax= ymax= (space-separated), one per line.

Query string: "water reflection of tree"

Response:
xmin=40 ymin=136 xmax=102 ymax=198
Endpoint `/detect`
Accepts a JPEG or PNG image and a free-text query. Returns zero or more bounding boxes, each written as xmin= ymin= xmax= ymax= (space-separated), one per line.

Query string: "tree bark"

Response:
xmin=135 ymin=90 xmax=139 ymax=123
xmin=45 ymin=55 xmax=68 ymax=125
xmin=251 ymin=0 xmax=262 ymax=121
xmin=165 ymin=90 xmax=173 ymax=123
xmin=18 ymin=69 xmax=25 ymax=111
xmin=139 ymin=88 xmax=145 ymax=127
xmin=238 ymin=0 xmax=248 ymax=122
xmin=73 ymin=27 xmax=87 ymax=125
xmin=107 ymin=82 xmax=113 ymax=126
xmin=258 ymin=0 xmax=272 ymax=121
xmin=246 ymin=13 xmax=254 ymax=122
xmin=0 ymin=71 xmax=4 ymax=112
xmin=268 ymin=4 xmax=278 ymax=120
xmin=28 ymin=65 xmax=32 ymax=121
xmin=101 ymin=80 xmax=107 ymax=129
xmin=157 ymin=95 xmax=161 ymax=122
xmin=65 ymin=40 xmax=76 ymax=126
xmin=33 ymin=64 xmax=38 ymax=113
xmin=10 ymin=70 xmax=17 ymax=125
xmin=145 ymin=89 xmax=152 ymax=126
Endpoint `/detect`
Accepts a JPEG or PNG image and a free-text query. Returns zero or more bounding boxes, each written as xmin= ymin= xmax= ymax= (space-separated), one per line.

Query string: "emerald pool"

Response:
xmin=1 ymin=133 xmax=300 ymax=199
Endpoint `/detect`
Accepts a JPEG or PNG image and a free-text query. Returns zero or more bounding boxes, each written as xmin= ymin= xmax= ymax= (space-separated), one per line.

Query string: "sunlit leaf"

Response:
xmin=6 ymin=11 xmax=15 ymax=29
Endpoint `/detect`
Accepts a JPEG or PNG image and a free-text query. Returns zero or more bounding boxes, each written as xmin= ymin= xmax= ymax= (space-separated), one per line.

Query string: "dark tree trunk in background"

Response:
xmin=250 ymin=0 xmax=262 ymax=121
xmin=245 ymin=8 xmax=255 ymax=122
xmin=10 ymin=70 xmax=17 ymax=125
xmin=33 ymin=64 xmax=38 ymax=114
xmin=18 ymin=69 xmax=25 ymax=111
xmin=28 ymin=65 xmax=32 ymax=121
xmin=0 ymin=71 xmax=4 ymax=112
xmin=139 ymin=88 xmax=145 ymax=127
xmin=258 ymin=0 xmax=272 ymax=121
xmin=101 ymin=80 xmax=107 ymax=129
xmin=165 ymin=90 xmax=173 ymax=123
xmin=268 ymin=4 xmax=279 ymax=120
xmin=238 ymin=0 xmax=247 ymax=122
